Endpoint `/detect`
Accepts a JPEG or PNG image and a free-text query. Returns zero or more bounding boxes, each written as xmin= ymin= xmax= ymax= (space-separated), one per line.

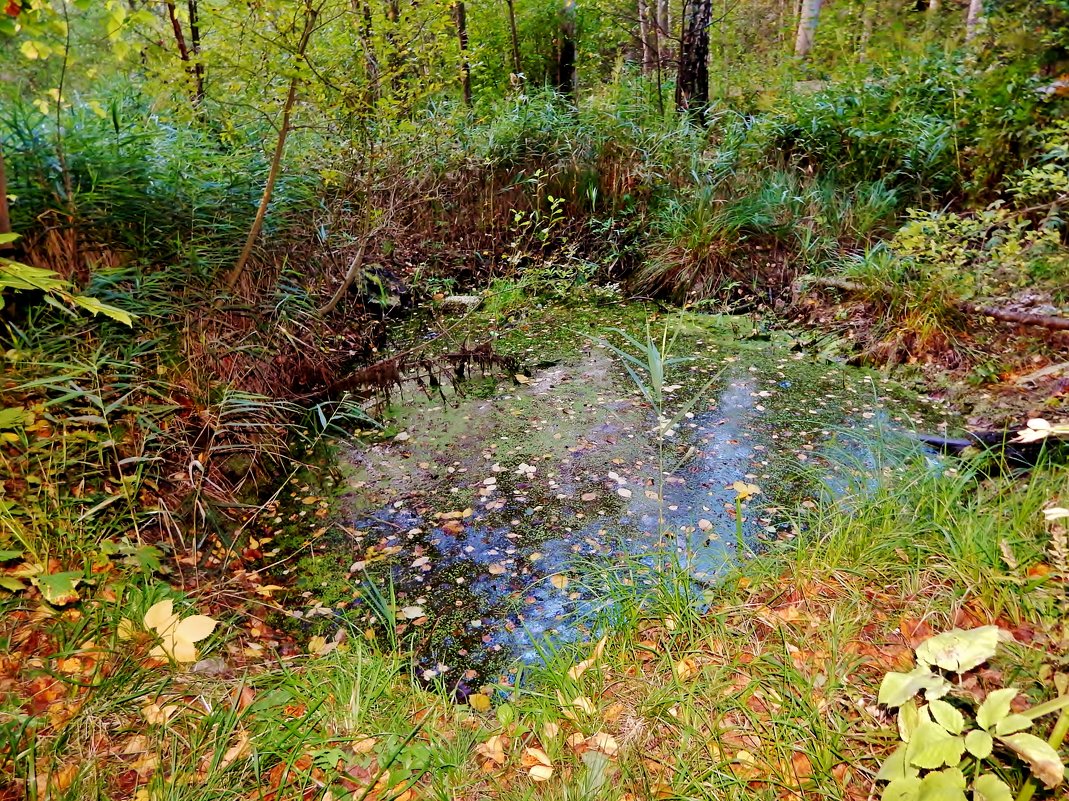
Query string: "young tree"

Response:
xmin=676 ymin=0 xmax=711 ymax=115
xmin=794 ymin=0 xmax=822 ymax=58
xmin=224 ymin=1 xmax=320 ymax=293
xmin=454 ymin=0 xmax=472 ymax=105
xmin=965 ymin=0 xmax=983 ymax=40
xmin=558 ymin=0 xmax=577 ymax=96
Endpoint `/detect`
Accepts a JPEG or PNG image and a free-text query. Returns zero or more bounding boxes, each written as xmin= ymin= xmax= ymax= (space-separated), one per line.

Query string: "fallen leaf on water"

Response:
xmin=400 ymin=606 xmax=425 ymax=620
xmin=550 ymin=574 xmax=569 ymax=590
xmin=488 ymin=563 xmax=507 ymax=576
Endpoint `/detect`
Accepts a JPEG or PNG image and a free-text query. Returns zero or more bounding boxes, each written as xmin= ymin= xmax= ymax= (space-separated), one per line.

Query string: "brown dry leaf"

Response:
xmin=550 ymin=574 xmax=569 ymax=590
xmin=529 ymin=764 xmax=554 ymax=782
xmin=543 ymin=722 xmax=560 ymax=740
xmin=568 ymin=657 xmax=595 ymax=681
xmin=521 ymin=747 xmax=553 ymax=768
xmin=566 ymin=732 xmax=588 ymax=750
xmin=674 ymin=657 xmax=699 ymax=682
xmin=352 ymin=736 xmax=378 ymax=754
xmin=475 ymin=734 xmax=508 ymax=765
xmin=571 ymin=696 xmax=596 ymax=714
xmin=141 ymin=703 xmax=179 ymax=726
xmin=587 ymin=732 xmax=619 ymax=756
xmin=218 ymin=727 xmax=251 ymax=769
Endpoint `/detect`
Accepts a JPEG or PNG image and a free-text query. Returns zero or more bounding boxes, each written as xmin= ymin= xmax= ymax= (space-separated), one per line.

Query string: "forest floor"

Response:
xmin=1 ymin=287 xmax=1067 ymax=801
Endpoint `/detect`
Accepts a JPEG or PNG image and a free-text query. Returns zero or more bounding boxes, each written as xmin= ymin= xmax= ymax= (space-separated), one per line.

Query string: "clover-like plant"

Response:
xmin=876 ymin=626 xmax=1069 ymax=801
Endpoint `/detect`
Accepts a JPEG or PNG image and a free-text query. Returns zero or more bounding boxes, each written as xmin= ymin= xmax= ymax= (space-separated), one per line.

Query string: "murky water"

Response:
xmin=299 ymin=302 xmax=955 ymax=686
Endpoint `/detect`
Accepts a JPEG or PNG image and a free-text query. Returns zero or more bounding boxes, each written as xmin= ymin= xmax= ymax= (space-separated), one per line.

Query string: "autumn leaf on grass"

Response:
xmin=521 ymin=747 xmax=554 ymax=781
xmin=143 ymin=599 xmax=218 ymax=663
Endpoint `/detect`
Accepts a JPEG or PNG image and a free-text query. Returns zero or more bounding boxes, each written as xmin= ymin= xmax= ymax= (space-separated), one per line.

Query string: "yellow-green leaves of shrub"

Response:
xmin=0 ymin=234 xmax=134 ymax=325
xmin=121 ymin=599 xmax=218 ymax=664
xmin=875 ymin=626 xmax=1069 ymax=801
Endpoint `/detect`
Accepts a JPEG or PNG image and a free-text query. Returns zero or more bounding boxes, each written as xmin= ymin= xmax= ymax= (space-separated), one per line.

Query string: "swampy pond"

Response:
xmin=282 ymin=298 xmax=957 ymax=689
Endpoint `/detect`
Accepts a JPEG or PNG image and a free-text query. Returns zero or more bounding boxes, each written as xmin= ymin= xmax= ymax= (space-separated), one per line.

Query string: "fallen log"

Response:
xmin=797 ymin=276 xmax=1069 ymax=332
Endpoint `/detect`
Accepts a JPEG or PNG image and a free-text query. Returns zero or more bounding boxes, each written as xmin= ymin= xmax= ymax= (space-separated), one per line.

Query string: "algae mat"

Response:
xmin=286 ymin=301 xmax=954 ymax=687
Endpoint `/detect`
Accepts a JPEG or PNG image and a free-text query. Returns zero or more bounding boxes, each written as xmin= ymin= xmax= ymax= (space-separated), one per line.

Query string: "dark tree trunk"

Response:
xmin=454 ymin=0 xmax=472 ymax=105
xmin=187 ymin=1 xmax=205 ymax=105
xmin=506 ymin=0 xmax=522 ymax=77
xmin=676 ymin=0 xmax=711 ymax=116
xmin=386 ymin=0 xmax=403 ymax=95
xmin=557 ymin=0 xmax=576 ymax=96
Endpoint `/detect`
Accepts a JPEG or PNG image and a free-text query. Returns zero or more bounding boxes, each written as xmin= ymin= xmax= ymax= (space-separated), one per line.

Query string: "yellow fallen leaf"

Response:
xmin=468 ymin=693 xmax=492 ymax=713
xmin=550 ymin=574 xmax=569 ymax=590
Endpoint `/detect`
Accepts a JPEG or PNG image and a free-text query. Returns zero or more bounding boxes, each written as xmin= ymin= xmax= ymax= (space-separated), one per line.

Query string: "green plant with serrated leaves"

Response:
xmin=876 ymin=625 xmax=1069 ymax=801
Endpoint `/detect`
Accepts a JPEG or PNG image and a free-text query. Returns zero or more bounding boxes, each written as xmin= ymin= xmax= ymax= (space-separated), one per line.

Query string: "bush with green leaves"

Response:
xmin=876 ymin=626 xmax=1069 ymax=801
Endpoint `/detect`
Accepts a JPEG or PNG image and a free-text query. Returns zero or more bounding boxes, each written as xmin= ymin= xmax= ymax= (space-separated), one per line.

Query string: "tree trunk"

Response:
xmin=676 ymin=0 xmax=711 ymax=116
xmin=386 ymin=0 xmax=403 ymax=95
xmin=965 ymin=0 xmax=982 ymax=40
xmin=0 ymin=143 xmax=11 ymax=246
xmin=506 ymin=0 xmax=522 ymax=77
xmin=793 ymin=0 xmax=822 ymax=58
xmin=657 ymin=0 xmax=670 ymax=68
xmin=454 ymin=1 xmax=472 ymax=105
xmin=223 ymin=4 xmax=318 ymax=294
xmin=639 ymin=0 xmax=652 ymax=74
xmin=858 ymin=0 xmax=875 ymax=60
xmin=557 ymin=0 xmax=576 ymax=96
xmin=187 ymin=1 xmax=205 ymax=104
xmin=353 ymin=0 xmax=380 ymax=112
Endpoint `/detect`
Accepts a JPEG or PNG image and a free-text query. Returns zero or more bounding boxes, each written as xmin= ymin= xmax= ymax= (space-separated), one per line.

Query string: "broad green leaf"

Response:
xmin=918 ymin=768 xmax=966 ymax=801
xmin=0 ymin=233 xmax=17 ymax=245
xmin=965 ymin=729 xmax=993 ymax=759
xmin=0 ymin=550 xmax=22 ymax=561
xmin=0 ymin=408 xmax=32 ymax=429
xmin=882 ymin=777 xmax=921 ymax=801
xmin=899 ymin=699 xmax=921 ymax=742
xmin=973 ymin=774 xmax=1012 ymax=801
xmin=994 ymin=714 xmax=1031 ymax=735
xmin=906 ymin=722 xmax=965 ymax=769
xmin=879 ymin=666 xmax=951 ymax=707
xmin=997 ymin=733 xmax=1065 ymax=788
xmin=70 ymin=295 xmax=135 ymax=326
xmin=977 ymin=688 xmax=1018 ymax=731
xmin=928 ymin=699 xmax=965 ymax=734
xmin=0 ymin=577 xmax=27 ymax=592
xmin=915 ymin=626 xmax=999 ymax=673
xmin=31 ymin=571 xmax=82 ymax=605
xmin=877 ymin=746 xmax=920 ymax=782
